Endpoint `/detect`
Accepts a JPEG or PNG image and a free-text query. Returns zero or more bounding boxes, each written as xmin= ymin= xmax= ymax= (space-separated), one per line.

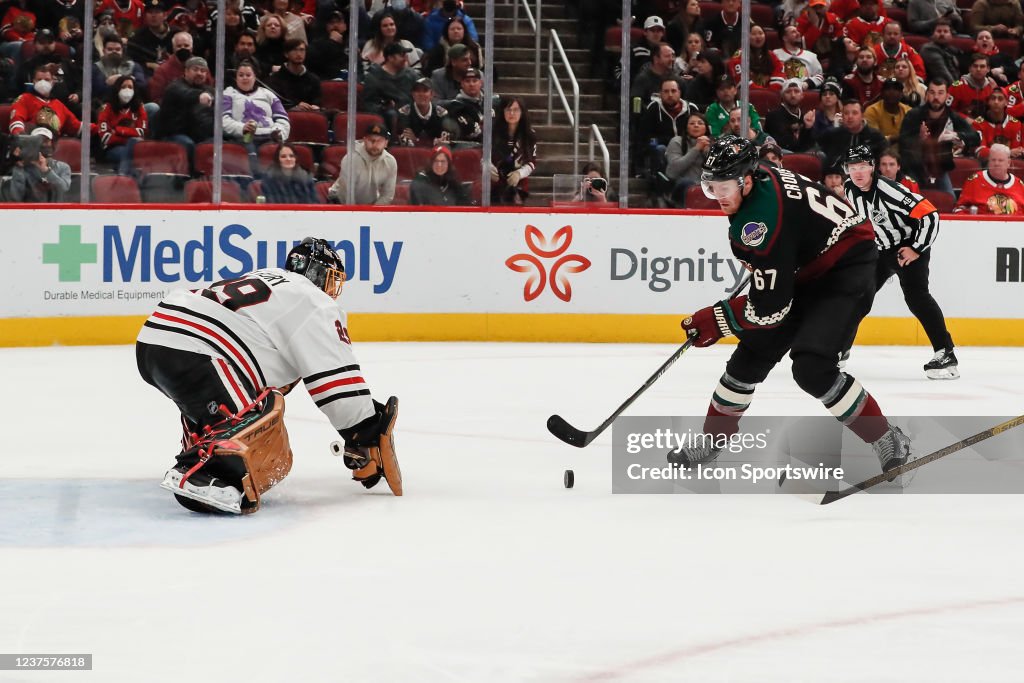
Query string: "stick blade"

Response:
xmin=547 ymin=414 xmax=594 ymax=448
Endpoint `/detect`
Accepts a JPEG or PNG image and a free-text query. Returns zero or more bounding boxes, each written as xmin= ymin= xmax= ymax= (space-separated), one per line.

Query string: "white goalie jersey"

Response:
xmin=137 ymin=267 xmax=376 ymax=431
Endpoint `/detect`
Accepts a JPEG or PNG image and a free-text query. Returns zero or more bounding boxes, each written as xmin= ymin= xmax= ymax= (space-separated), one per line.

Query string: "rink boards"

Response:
xmin=1 ymin=207 xmax=1021 ymax=346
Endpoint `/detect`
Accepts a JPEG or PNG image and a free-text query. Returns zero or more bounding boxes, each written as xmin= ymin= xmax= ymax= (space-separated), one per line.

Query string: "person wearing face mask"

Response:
xmin=7 ymin=127 xmax=73 ymax=202
xmin=8 ymin=65 xmax=89 ymax=139
xmin=423 ymin=0 xmax=478 ymax=52
xmin=97 ymin=74 xmax=148 ymax=176
xmin=148 ymin=28 xmax=210 ymax=103
xmin=92 ymin=33 xmax=149 ymax=99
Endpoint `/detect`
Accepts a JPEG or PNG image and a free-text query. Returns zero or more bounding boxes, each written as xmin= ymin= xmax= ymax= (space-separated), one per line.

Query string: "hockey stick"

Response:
xmin=817 ymin=414 xmax=1024 ymax=505
xmin=547 ymin=277 xmax=751 ymax=448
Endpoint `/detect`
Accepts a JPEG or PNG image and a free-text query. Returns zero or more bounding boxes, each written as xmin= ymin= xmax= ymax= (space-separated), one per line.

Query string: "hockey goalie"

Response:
xmin=136 ymin=237 xmax=402 ymax=514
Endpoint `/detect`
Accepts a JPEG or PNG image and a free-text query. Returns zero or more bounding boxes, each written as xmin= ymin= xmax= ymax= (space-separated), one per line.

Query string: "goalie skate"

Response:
xmin=161 ymin=466 xmax=244 ymax=514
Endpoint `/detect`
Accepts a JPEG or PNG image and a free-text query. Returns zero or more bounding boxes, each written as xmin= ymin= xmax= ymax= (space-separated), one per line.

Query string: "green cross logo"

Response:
xmin=43 ymin=225 xmax=97 ymax=282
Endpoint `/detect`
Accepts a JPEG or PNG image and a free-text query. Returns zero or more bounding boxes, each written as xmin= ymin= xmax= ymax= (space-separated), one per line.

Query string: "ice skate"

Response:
xmin=160 ymin=465 xmax=244 ymax=514
xmin=924 ymin=348 xmax=959 ymax=380
xmin=667 ymin=439 xmax=722 ymax=468
xmin=871 ymin=424 xmax=915 ymax=488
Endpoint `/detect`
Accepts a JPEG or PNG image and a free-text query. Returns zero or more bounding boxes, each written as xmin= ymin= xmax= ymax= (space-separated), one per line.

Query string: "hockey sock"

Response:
xmin=704 ymin=372 xmax=756 ymax=437
xmin=820 ymin=374 xmax=887 ymax=443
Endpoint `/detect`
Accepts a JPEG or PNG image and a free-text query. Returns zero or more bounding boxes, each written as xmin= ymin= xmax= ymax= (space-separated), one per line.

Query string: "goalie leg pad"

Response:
xmin=164 ymin=390 xmax=294 ymax=514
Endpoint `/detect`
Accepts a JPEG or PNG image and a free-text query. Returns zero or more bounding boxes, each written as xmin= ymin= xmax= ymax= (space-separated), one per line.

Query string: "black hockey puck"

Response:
xmin=563 ymin=469 xmax=574 ymax=488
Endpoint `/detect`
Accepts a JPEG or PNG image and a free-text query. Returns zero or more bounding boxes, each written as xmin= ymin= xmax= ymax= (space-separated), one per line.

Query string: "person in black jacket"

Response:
xmin=409 ymin=144 xmax=472 ymax=206
xmin=155 ymin=57 xmax=215 ymax=159
xmin=261 ymin=143 xmax=317 ymax=204
xmin=816 ymin=99 xmax=887 ymax=173
xmin=898 ymin=78 xmax=980 ymax=193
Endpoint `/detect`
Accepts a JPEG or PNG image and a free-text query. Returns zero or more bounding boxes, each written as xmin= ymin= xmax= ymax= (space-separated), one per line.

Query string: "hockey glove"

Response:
xmin=333 ymin=397 xmax=403 ymax=495
xmin=680 ymin=296 xmax=748 ymax=347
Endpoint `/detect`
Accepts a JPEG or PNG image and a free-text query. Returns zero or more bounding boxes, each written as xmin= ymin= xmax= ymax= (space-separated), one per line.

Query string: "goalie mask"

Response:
xmin=286 ymin=237 xmax=346 ymax=299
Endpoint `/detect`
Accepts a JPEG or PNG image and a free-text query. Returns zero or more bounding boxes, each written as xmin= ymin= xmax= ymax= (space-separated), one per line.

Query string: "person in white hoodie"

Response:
xmin=328 ymin=121 xmax=397 ymax=205
xmin=222 ymin=59 xmax=291 ymax=169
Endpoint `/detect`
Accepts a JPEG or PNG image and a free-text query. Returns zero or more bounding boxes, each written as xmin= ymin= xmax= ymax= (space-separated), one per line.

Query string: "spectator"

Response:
xmin=255 ymin=13 xmax=287 ymax=73
xmin=128 ymin=0 xmax=174 ymax=75
xmin=154 ymin=56 xmax=214 ymax=157
xmin=8 ymin=66 xmax=85 ymax=138
xmin=632 ymin=43 xmax=683 ymax=104
xmin=705 ymin=75 xmax=760 ymax=137
xmin=261 ymin=142 xmax=317 ymax=204
xmin=328 ymin=121 xmax=397 ymax=205
xmin=665 ymin=111 xmax=711 ymax=206
xmin=362 ymin=10 xmax=422 ymax=72
xmin=809 ymin=78 xmax=844 ymax=136
xmin=950 ymin=54 xmax=998 ymax=119
xmin=874 ymin=22 xmax=927 ymax=81
xmin=307 ymin=10 xmax=353 ymax=81
xmin=225 ymin=30 xmax=262 ymax=78
xmin=94 ymin=1 xmax=144 ymax=34
xmin=637 ymin=77 xmax=700 ymax=174
xmin=423 ymin=0 xmax=478 ymax=52
xmin=268 ymin=0 xmax=309 ymax=44
xmin=879 ymin=148 xmax=921 ymax=192
xmin=222 ymin=59 xmax=289 ymax=168
xmin=16 ymin=29 xmax=60 ymax=88
xmin=1007 ymin=60 xmax=1024 ymax=116
xmin=388 ymin=0 xmax=426 ymax=49
xmin=571 ymin=161 xmax=617 ymax=203
xmin=727 ymin=25 xmax=784 ymax=91
xmin=630 ymin=16 xmax=667 ymax=81
xmin=675 ymin=31 xmax=704 ymax=80
xmin=865 ymin=78 xmax=912 ymax=146
xmin=973 ymin=87 xmax=1024 ymax=158
xmin=759 ymin=141 xmax=784 ymax=167
xmin=908 ymin=0 xmax=964 ymax=35
xmin=267 ymin=38 xmax=321 ymax=111
xmin=423 ymin=16 xmax=481 ymax=75
xmin=363 ymin=42 xmax=419 ymax=137
xmin=149 ymin=30 xmax=209 ymax=104
xmin=490 ymin=95 xmax=537 ymax=205
xmin=6 ymin=128 xmax=71 ymax=202
xmin=665 ymin=0 xmax=704 ymax=54
xmin=442 ymin=67 xmax=489 ymax=145
xmin=823 ymin=170 xmax=846 ymax=196
xmin=817 ymin=99 xmax=888 ymax=171
xmin=211 ymin=3 xmax=247 ymax=54
xmin=97 ymin=74 xmax=148 ymax=175
xmin=973 ymin=30 xmax=1015 ymax=86
xmin=968 ymin=0 xmax=1023 ymax=38
xmin=844 ymin=0 xmax=887 ymax=49
xmin=683 ymin=49 xmax=725 ymax=110
xmin=774 ymin=25 xmax=825 ymax=90
xmin=15 ymin=29 xmax=83 ymax=116
xmin=828 ymin=0 xmax=885 ymax=22
xmin=780 ymin=0 xmax=812 ymax=26
xmin=703 ymin=0 xmax=742 ymax=57
xmin=955 ymin=143 xmax=1024 ymax=212
xmin=721 ymin=106 xmax=773 ymax=145
xmin=899 ymin=78 xmax=980 ymax=192
xmin=797 ymin=0 xmax=844 ymax=58
xmin=0 ymin=0 xmax=37 ymax=54
xmin=764 ymin=78 xmax=817 ymax=152
xmin=843 ymin=47 xmax=885 ymax=105
xmin=397 ymin=77 xmax=448 ymax=147
xmin=920 ymin=19 xmax=966 ymax=86
xmin=894 ymin=57 xmax=927 ymax=107
xmin=430 ymin=42 xmax=473 ymax=103
xmin=409 ymin=144 xmax=471 ymax=206
xmin=92 ymin=10 xmax=119 ymax=52
xmin=93 ymin=32 xmax=150 ymax=101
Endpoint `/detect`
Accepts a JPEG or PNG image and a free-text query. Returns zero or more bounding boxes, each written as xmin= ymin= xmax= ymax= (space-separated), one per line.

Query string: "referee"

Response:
xmin=841 ymin=145 xmax=959 ymax=379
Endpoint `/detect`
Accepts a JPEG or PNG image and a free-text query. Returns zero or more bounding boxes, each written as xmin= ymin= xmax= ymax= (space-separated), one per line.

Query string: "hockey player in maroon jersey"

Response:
xmin=137 ymin=237 xmax=402 ymax=514
xmin=669 ymin=135 xmax=913 ymax=480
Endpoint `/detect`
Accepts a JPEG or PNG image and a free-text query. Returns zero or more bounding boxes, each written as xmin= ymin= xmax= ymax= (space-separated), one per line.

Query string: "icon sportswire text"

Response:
xmin=505 ymin=225 xmax=591 ymax=302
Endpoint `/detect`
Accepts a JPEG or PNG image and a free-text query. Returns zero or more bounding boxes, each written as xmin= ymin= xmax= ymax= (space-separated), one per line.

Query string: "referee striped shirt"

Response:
xmin=843 ymin=175 xmax=940 ymax=252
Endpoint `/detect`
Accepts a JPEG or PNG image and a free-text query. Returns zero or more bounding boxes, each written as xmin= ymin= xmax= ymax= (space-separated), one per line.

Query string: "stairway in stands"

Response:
xmin=463 ymin=1 xmax=641 ymax=207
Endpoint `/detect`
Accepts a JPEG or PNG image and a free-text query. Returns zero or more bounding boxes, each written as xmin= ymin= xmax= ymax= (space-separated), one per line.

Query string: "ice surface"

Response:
xmin=2 ymin=343 xmax=1023 ymax=682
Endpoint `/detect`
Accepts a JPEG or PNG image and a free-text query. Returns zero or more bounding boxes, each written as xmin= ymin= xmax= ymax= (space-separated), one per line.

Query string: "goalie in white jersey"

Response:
xmin=137 ymin=237 xmax=401 ymax=514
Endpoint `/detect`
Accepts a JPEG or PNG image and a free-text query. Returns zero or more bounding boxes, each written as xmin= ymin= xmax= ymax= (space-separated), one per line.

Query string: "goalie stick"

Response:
xmin=816 ymin=414 xmax=1024 ymax=505
xmin=547 ymin=277 xmax=750 ymax=448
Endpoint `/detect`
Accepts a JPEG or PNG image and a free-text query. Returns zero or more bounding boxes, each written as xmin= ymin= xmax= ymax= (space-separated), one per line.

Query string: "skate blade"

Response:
xmin=160 ymin=471 xmax=243 ymax=514
xmin=926 ymin=367 xmax=960 ymax=380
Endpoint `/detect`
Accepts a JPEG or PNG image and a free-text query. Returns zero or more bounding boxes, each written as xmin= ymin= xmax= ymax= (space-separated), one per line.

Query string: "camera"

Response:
xmin=588 ymin=177 xmax=608 ymax=193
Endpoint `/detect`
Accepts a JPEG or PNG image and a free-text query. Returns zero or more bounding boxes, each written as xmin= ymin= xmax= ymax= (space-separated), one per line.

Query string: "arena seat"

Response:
xmin=287 ymin=111 xmax=330 ymax=147
xmin=92 ymin=175 xmax=142 ymax=203
xmin=194 ymin=142 xmax=253 ymax=180
xmin=781 ymin=153 xmax=823 ymax=182
xmin=451 ymin=148 xmax=483 ymax=182
xmin=257 ymin=142 xmax=314 ymax=174
xmin=132 ymin=141 xmax=190 ymax=203
xmin=749 ymin=88 xmax=781 ymax=116
xmin=604 ymin=26 xmax=645 ymax=53
xmin=318 ymin=144 xmax=346 ymax=179
xmin=331 ymin=113 xmax=386 ymax=143
xmin=684 ymin=184 xmax=723 ymax=210
xmin=183 ymin=179 xmax=243 ymax=203
xmin=390 ymin=146 xmax=434 ymax=181
xmin=320 ymin=81 xmax=363 ymax=111
xmin=921 ymin=188 xmax=955 ymax=213
xmin=315 ymin=180 xmax=333 ymax=203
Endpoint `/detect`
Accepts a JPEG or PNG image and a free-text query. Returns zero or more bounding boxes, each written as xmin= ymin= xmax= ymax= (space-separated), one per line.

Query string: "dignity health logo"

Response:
xmin=505 ymin=225 xmax=591 ymax=302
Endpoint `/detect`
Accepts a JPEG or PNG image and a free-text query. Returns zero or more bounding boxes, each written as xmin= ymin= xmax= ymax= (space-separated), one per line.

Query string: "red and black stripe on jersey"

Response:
xmin=143 ymin=301 xmax=267 ymax=391
xmin=304 ymin=365 xmax=370 ymax=408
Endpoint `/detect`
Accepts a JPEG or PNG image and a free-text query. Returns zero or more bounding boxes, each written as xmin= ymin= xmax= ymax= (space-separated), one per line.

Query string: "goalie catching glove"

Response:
xmin=331 ymin=396 xmax=403 ymax=496
xmin=681 ymin=296 xmax=749 ymax=347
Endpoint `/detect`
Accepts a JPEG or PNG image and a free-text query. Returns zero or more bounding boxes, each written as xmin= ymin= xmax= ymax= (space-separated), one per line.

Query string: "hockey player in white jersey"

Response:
xmin=136 ymin=237 xmax=401 ymax=514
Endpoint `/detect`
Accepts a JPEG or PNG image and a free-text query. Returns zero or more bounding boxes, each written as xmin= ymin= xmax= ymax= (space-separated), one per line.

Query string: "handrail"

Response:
xmin=546 ymin=29 xmax=580 ymax=176
xmin=588 ymin=124 xmax=611 ymax=184
xmin=512 ymin=0 xmax=542 ymax=87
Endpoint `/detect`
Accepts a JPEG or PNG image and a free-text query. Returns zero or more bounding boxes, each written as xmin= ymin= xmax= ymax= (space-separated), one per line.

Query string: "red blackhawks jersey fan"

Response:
xmin=136 ymin=237 xmax=402 ymax=514
xmin=671 ymin=135 xmax=916 ymax=484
